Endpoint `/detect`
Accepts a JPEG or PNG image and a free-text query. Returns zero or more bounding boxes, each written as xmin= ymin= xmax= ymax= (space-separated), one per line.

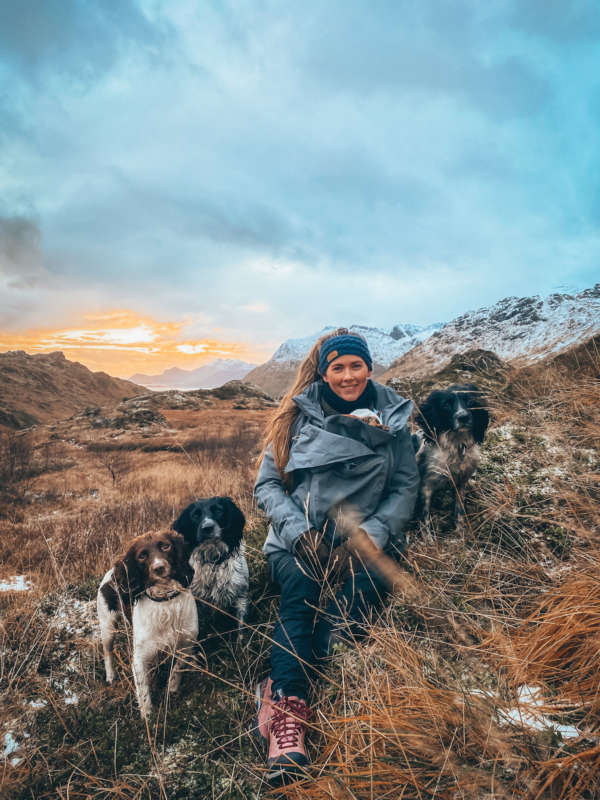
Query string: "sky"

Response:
xmin=1 ymin=0 xmax=599 ymax=377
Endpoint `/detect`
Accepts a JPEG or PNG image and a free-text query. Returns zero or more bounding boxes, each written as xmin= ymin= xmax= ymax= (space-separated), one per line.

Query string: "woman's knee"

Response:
xmin=270 ymin=552 xmax=320 ymax=605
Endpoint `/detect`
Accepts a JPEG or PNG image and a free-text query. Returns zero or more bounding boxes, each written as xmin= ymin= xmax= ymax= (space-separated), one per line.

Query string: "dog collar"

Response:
xmin=142 ymin=588 xmax=181 ymax=603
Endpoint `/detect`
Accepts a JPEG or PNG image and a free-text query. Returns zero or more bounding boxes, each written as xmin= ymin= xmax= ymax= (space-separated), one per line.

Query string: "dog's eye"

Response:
xmin=159 ymin=541 xmax=171 ymax=551
xmin=138 ymin=551 xmax=148 ymax=561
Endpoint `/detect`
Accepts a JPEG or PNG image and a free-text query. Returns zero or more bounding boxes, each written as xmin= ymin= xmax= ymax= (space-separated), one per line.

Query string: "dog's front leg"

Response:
xmin=97 ymin=601 xmax=118 ymax=684
xmin=167 ymin=641 xmax=194 ymax=695
xmin=234 ymin=593 xmax=248 ymax=637
xmin=454 ymin=485 xmax=466 ymax=534
xmin=419 ymin=484 xmax=435 ymax=544
xmin=133 ymin=644 xmax=155 ymax=719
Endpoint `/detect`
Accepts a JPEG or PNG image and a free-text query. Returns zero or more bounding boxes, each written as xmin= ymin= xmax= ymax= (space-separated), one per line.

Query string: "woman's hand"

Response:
xmin=329 ymin=538 xmax=362 ymax=582
xmin=294 ymin=529 xmax=329 ymax=567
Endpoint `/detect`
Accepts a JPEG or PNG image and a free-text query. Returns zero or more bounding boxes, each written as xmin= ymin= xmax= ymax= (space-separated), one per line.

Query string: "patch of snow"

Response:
xmin=499 ymin=685 xmax=580 ymax=739
xmin=2 ymin=729 xmax=30 ymax=766
xmin=64 ymin=690 xmax=79 ymax=706
xmin=49 ymin=597 xmax=97 ymax=637
xmin=3 ymin=732 xmax=19 ymax=758
xmin=0 ymin=575 xmax=31 ymax=592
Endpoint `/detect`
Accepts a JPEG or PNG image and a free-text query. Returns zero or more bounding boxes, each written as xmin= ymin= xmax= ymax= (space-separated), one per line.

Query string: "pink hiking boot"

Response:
xmin=254 ymin=676 xmax=275 ymax=741
xmin=266 ymin=695 xmax=313 ymax=785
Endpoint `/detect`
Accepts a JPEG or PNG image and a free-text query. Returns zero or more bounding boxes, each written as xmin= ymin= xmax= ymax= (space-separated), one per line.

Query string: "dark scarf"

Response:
xmin=319 ymin=379 xmax=377 ymax=416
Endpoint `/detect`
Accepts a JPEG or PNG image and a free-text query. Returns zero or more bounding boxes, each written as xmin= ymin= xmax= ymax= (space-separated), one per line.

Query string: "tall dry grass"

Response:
xmin=1 ymin=342 xmax=599 ymax=799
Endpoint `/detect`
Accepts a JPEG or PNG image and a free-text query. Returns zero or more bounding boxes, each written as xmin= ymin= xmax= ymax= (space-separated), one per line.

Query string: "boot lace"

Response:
xmin=271 ymin=698 xmax=313 ymax=749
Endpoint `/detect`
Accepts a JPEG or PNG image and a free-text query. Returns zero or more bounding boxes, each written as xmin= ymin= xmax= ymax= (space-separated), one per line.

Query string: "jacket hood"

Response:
xmin=292 ymin=379 xmax=413 ymax=431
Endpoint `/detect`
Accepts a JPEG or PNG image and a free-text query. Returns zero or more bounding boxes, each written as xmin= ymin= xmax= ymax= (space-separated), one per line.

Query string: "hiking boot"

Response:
xmin=253 ymin=676 xmax=274 ymax=742
xmin=266 ymin=694 xmax=313 ymax=785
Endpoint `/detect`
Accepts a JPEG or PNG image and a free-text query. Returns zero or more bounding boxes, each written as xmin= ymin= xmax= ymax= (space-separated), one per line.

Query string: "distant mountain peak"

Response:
xmin=270 ymin=322 xmax=443 ymax=367
xmin=130 ymin=358 xmax=257 ymax=390
xmin=244 ymin=321 xmax=444 ymax=397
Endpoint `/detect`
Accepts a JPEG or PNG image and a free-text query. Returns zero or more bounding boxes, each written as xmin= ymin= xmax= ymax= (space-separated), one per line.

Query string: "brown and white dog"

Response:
xmin=97 ymin=530 xmax=197 ymax=718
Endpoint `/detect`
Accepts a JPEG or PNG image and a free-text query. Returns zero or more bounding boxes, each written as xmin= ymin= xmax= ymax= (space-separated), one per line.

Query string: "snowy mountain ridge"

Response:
xmin=271 ymin=322 xmax=444 ymax=367
xmin=382 ymin=284 xmax=600 ymax=381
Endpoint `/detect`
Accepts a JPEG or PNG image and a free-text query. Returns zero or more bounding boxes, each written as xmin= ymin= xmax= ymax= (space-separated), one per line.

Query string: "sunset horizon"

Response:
xmin=0 ymin=309 xmax=270 ymax=379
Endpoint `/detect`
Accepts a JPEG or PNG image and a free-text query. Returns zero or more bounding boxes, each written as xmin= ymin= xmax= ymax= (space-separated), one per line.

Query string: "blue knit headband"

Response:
xmin=318 ymin=334 xmax=373 ymax=376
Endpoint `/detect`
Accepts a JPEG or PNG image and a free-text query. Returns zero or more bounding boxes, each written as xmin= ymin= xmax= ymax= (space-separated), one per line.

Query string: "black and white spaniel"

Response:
xmin=414 ymin=383 xmax=489 ymax=539
xmin=97 ymin=530 xmax=197 ymax=719
xmin=172 ymin=496 xmax=249 ymax=631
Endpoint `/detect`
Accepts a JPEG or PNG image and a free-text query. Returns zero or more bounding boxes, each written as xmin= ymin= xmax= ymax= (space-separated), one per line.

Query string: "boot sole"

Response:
xmin=266 ymin=755 xmax=310 ymax=786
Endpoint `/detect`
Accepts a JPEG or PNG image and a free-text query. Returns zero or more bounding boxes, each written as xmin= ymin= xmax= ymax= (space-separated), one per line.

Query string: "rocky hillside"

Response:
xmin=382 ymin=284 xmax=600 ymax=381
xmin=130 ymin=358 xmax=256 ymax=390
xmin=244 ymin=322 xmax=442 ymax=397
xmin=0 ymin=351 xmax=141 ymax=430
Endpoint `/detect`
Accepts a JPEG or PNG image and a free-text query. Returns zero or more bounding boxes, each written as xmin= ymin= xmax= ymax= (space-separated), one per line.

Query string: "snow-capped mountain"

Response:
xmin=271 ymin=323 xmax=443 ymax=367
xmin=245 ymin=323 xmax=443 ymax=397
xmin=382 ymin=284 xmax=600 ymax=381
xmin=130 ymin=358 xmax=256 ymax=390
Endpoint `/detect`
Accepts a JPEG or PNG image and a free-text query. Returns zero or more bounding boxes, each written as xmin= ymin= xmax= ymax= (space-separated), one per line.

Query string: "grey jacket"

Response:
xmin=255 ymin=380 xmax=420 ymax=556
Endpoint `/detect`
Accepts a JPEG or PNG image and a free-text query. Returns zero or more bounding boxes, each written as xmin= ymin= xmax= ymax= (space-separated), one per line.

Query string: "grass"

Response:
xmin=0 ymin=340 xmax=599 ymax=798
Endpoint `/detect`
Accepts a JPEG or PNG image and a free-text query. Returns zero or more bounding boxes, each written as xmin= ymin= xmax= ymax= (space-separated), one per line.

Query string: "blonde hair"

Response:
xmin=258 ymin=327 xmax=365 ymax=483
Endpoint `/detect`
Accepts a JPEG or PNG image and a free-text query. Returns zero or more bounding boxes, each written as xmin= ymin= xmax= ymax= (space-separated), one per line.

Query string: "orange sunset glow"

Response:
xmin=0 ymin=310 xmax=267 ymax=377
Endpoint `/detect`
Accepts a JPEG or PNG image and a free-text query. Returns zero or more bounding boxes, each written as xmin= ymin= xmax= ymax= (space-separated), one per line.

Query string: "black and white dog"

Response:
xmin=413 ymin=384 xmax=489 ymax=538
xmin=172 ymin=497 xmax=249 ymax=631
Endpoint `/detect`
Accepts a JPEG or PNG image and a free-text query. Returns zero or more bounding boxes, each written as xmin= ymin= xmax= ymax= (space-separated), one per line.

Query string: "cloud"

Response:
xmin=0 ymin=0 xmax=168 ymax=86
xmin=0 ymin=215 xmax=47 ymax=287
xmin=508 ymin=0 xmax=600 ymax=42
xmin=0 ymin=0 xmax=598 ymax=362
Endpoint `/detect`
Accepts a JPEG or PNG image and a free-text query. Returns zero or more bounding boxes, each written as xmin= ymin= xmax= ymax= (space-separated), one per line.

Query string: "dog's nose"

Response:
xmin=454 ymin=411 xmax=470 ymax=427
xmin=201 ymin=519 xmax=216 ymax=533
xmin=151 ymin=559 xmax=169 ymax=577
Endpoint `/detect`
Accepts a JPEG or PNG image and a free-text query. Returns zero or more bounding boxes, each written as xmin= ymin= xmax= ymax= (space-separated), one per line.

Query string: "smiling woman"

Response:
xmin=252 ymin=327 xmax=420 ymax=785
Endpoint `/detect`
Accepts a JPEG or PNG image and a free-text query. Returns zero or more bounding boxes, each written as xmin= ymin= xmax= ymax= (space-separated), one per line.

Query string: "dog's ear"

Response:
xmin=416 ymin=391 xmax=443 ymax=442
xmin=113 ymin=544 xmax=143 ymax=600
xmin=172 ymin=503 xmax=197 ymax=544
xmin=168 ymin=531 xmax=194 ymax=587
xmin=220 ymin=497 xmax=245 ymax=551
xmin=469 ymin=392 xmax=489 ymax=444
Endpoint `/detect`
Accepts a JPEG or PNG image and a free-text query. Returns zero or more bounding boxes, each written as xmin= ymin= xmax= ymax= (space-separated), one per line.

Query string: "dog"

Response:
xmin=172 ymin=496 xmax=249 ymax=632
xmin=97 ymin=530 xmax=198 ymax=719
xmin=413 ymin=383 xmax=489 ymax=539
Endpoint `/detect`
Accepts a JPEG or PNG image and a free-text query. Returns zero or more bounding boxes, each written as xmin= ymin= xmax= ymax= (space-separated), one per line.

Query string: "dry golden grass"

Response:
xmin=0 ymin=341 xmax=598 ymax=799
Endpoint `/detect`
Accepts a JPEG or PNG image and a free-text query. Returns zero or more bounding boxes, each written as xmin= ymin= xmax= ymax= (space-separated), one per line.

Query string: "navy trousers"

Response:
xmin=268 ymin=550 xmax=389 ymax=699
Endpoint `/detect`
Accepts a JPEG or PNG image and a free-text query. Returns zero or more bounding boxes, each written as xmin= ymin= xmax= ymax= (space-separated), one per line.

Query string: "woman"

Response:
xmin=253 ymin=328 xmax=419 ymax=785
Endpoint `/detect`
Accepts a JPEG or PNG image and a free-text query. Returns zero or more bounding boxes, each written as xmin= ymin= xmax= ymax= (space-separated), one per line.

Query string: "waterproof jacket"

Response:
xmin=255 ymin=380 xmax=420 ymax=556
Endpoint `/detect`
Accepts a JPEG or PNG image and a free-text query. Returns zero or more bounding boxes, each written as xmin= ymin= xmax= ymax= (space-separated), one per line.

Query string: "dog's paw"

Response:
xmin=419 ymin=519 xmax=436 ymax=545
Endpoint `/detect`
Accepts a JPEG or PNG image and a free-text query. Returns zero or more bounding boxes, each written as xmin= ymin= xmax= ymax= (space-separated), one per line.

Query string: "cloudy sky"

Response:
xmin=1 ymin=0 xmax=599 ymax=376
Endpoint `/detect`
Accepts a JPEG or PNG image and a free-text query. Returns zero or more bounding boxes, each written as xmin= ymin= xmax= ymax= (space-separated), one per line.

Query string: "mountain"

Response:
xmin=244 ymin=323 xmax=443 ymax=397
xmin=0 ymin=351 xmax=141 ymax=429
xmin=381 ymin=284 xmax=600 ymax=382
xmin=129 ymin=358 xmax=256 ymax=390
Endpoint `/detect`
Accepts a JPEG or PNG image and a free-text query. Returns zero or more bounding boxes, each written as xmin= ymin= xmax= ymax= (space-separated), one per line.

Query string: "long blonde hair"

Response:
xmin=258 ymin=327 xmax=365 ymax=483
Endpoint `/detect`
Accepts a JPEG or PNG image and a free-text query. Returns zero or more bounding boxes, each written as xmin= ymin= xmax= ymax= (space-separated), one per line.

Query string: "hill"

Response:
xmin=382 ymin=284 xmax=600 ymax=381
xmin=0 ymin=350 xmax=141 ymax=430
